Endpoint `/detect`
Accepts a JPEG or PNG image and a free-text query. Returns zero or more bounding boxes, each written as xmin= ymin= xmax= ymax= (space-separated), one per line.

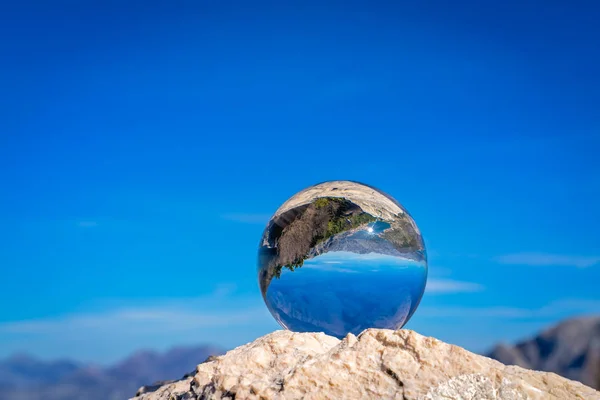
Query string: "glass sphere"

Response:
xmin=258 ymin=180 xmax=427 ymax=338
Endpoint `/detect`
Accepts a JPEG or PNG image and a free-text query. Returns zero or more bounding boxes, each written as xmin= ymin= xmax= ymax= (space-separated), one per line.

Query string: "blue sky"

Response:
xmin=0 ymin=0 xmax=599 ymax=363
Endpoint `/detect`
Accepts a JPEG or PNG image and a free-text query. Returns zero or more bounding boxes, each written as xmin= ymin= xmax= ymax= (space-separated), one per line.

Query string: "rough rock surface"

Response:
xmin=271 ymin=181 xmax=409 ymax=226
xmin=131 ymin=329 xmax=600 ymax=400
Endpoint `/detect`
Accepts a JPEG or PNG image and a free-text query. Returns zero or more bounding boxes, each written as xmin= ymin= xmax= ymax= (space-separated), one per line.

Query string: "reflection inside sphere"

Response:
xmin=258 ymin=180 xmax=427 ymax=338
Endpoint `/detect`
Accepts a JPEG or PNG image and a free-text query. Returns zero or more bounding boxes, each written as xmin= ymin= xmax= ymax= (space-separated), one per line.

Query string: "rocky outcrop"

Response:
xmin=269 ymin=181 xmax=409 ymax=229
xmin=306 ymin=224 xmax=425 ymax=262
xmin=488 ymin=316 xmax=600 ymax=390
xmin=258 ymin=181 xmax=426 ymax=299
xmin=131 ymin=329 xmax=600 ymax=400
xmin=258 ymin=196 xmax=372 ymax=296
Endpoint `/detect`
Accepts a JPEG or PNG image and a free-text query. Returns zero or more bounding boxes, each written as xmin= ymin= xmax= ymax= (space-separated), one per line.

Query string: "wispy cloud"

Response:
xmin=0 ymin=285 xmax=278 ymax=362
xmin=425 ymin=279 xmax=484 ymax=294
xmin=418 ymin=298 xmax=600 ymax=319
xmin=305 ymin=251 xmax=426 ymax=266
xmin=317 ymin=79 xmax=373 ymax=103
xmin=211 ymin=283 xmax=238 ymax=297
xmin=0 ymin=283 xmax=264 ymax=335
xmin=221 ymin=213 xmax=271 ymax=224
xmin=76 ymin=220 xmax=98 ymax=228
xmin=495 ymin=252 xmax=600 ymax=268
xmin=0 ymin=306 xmax=269 ymax=335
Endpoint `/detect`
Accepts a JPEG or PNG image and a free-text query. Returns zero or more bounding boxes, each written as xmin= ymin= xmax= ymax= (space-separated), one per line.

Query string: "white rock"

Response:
xmin=132 ymin=329 xmax=600 ymax=400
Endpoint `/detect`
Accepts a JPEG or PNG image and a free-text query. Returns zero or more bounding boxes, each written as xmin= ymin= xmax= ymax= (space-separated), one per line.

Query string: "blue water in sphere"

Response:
xmin=257 ymin=180 xmax=427 ymax=338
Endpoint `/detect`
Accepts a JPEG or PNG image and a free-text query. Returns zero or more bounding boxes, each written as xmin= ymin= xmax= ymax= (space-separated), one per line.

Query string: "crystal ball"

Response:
xmin=258 ymin=180 xmax=427 ymax=338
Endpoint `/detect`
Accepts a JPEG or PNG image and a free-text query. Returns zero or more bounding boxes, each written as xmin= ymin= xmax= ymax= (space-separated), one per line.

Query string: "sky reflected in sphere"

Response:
xmin=258 ymin=180 xmax=427 ymax=338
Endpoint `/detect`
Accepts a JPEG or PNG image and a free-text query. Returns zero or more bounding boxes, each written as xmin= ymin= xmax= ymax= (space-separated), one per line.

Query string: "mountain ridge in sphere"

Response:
xmin=257 ymin=180 xmax=428 ymax=338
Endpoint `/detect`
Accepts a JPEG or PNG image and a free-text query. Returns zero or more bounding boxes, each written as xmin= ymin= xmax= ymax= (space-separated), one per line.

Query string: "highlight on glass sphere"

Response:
xmin=257 ymin=180 xmax=427 ymax=338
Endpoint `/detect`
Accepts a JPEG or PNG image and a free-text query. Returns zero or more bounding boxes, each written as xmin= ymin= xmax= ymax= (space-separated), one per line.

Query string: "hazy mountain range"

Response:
xmin=1 ymin=316 xmax=598 ymax=399
xmin=0 ymin=345 xmax=222 ymax=400
xmin=487 ymin=315 xmax=600 ymax=390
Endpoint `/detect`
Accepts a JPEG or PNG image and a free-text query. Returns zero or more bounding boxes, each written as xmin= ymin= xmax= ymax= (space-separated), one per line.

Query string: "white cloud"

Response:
xmin=425 ymin=279 xmax=484 ymax=294
xmin=0 ymin=286 xmax=279 ymax=362
xmin=76 ymin=220 xmax=98 ymax=228
xmin=211 ymin=283 xmax=238 ymax=297
xmin=418 ymin=298 xmax=600 ymax=319
xmin=0 ymin=305 xmax=271 ymax=335
xmin=305 ymin=251 xmax=425 ymax=266
xmin=221 ymin=213 xmax=271 ymax=224
xmin=495 ymin=252 xmax=600 ymax=268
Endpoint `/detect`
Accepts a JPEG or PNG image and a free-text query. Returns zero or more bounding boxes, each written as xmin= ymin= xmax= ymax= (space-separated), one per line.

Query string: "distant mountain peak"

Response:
xmin=487 ymin=315 xmax=600 ymax=389
xmin=0 ymin=344 xmax=223 ymax=399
